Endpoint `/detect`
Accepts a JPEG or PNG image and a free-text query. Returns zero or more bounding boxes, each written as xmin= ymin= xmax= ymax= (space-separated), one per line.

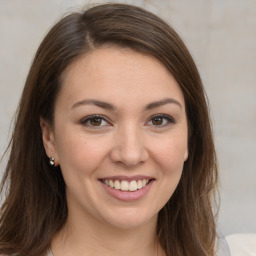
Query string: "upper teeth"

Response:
xmin=103 ymin=179 xmax=149 ymax=191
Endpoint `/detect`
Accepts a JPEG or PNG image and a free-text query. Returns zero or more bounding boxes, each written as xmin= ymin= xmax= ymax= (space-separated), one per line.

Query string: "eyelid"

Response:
xmin=146 ymin=113 xmax=175 ymax=127
xmin=80 ymin=114 xmax=111 ymax=127
xmin=80 ymin=113 xmax=175 ymax=128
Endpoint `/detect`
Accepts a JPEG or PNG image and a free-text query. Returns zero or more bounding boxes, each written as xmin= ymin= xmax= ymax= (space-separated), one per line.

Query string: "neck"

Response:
xmin=51 ymin=209 xmax=164 ymax=256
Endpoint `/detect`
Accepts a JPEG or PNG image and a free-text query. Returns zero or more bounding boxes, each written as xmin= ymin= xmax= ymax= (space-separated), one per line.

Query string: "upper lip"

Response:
xmin=99 ymin=175 xmax=155 ymax=182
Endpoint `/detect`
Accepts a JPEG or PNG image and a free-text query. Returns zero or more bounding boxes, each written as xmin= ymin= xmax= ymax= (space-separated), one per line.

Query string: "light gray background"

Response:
xmin=0 ymin=0 xmax=255 ymax=236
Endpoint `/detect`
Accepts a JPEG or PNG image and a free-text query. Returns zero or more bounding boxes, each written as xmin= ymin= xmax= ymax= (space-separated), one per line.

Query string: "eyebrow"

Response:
xmin=71 ymin=97 xmax=182 ymax=111
xmin=71 ymin=99 xmax=116 ymax=111
xmin=144 ymin=98 xmax=182 ymax=111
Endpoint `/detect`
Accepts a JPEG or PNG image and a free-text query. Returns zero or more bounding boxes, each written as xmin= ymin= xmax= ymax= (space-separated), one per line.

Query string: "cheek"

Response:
xmin=152 ymin=135 xmax=187 ymax=173
xmin=55 ymin=131 xmax=109 ymax=177
xmin=55 ymin=135 xmax=110 ymax=206
xmin=149 ymin=138 xmax=186 ymax=210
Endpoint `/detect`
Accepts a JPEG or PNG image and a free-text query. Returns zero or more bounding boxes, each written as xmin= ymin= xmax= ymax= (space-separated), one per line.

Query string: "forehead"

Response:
xmin=58 ymin=46 xmax=185 ymax=109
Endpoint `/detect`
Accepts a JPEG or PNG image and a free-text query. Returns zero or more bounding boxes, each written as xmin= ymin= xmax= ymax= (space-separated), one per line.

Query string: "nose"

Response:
xmin=109 ymin=124 xmax=149 ymax=167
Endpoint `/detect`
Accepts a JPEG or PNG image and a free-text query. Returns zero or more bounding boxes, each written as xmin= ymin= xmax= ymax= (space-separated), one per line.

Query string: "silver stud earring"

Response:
xmin=49 ymin=157 xmax=55 ymax=166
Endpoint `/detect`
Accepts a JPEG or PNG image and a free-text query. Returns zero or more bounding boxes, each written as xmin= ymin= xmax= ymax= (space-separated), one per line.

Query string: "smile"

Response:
xmin=102 ymin=179 xmax=150 ymax=191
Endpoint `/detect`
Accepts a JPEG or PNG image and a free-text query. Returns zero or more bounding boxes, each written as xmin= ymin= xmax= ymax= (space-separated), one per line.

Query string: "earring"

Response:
xmin=49 ymin=157 xmax=55 ymax=166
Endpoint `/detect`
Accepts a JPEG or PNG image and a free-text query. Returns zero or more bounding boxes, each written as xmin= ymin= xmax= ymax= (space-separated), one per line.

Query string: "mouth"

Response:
xmin=98 ymin=176 xmax=155 ymax=201
xmin=100 ymin=178 xmax=153 ymax=192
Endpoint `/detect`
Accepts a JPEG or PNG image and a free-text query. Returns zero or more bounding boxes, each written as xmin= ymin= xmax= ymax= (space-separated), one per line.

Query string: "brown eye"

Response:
xmin=81 ymin=115 xmax=110 ymax=127
xmin=89 ymin=117 xmax=102 ymax=126
xmin=152 ymin=116 xmax=163 ymax=125
xmin=147 ymin=114 xmax=175 ymax=127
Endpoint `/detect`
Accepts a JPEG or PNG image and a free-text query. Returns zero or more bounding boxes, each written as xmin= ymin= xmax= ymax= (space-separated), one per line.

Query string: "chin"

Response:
xmin=101 ymin=208 xmax=158 ymax=230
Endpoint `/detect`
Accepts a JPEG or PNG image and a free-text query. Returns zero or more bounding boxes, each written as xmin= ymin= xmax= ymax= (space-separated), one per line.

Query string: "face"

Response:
xmin=41 ymin=47 xmax=188 ymax=230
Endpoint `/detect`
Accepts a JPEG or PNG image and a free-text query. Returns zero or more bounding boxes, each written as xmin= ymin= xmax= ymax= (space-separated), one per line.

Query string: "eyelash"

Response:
xmin=80 ymin=114 xmax=110 ymax=127
xmin=80 ymin=114 xmax=175 ymax=128
xmin=146 ymin=114 xmax=175 ymax=127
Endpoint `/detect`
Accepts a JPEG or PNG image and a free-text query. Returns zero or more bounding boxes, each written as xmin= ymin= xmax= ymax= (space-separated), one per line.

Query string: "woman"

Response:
xmin=0 ymin=3 xmax=227 ymax=256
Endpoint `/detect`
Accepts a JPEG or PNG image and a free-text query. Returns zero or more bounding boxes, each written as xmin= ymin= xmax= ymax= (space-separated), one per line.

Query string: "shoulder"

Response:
xmin=226 ymin=233 xmax=256 ymax=256
xmin=216 ymin=237 xmax=231 ymax=256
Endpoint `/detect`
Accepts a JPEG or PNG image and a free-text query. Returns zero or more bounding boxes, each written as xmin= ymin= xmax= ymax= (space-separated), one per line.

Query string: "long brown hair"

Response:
xmin=0 ymin=3 xmax=218 ymax=256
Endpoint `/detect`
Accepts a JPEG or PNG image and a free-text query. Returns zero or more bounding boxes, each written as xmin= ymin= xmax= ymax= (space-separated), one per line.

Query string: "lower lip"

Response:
xmin=100 ymin=181 xmax=153 ymax=201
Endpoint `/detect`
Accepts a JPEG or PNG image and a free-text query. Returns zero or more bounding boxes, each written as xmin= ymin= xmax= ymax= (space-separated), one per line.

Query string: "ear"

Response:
xmin=40 ymin=117 xmax=59 ymax=166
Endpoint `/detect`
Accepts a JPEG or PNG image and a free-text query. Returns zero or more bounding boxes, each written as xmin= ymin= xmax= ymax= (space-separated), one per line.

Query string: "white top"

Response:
xmin=217 ymin=237 xmax=232 ymax=255
xmin=226 ymin=233 xmax=256 ymax=256
xmin=47 ymin=250 xmax=53 ymax=256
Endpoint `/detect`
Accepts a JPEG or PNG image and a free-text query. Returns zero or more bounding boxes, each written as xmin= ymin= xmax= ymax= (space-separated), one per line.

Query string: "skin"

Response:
xmin=41 ymin=47 xmax=188 ymax=256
